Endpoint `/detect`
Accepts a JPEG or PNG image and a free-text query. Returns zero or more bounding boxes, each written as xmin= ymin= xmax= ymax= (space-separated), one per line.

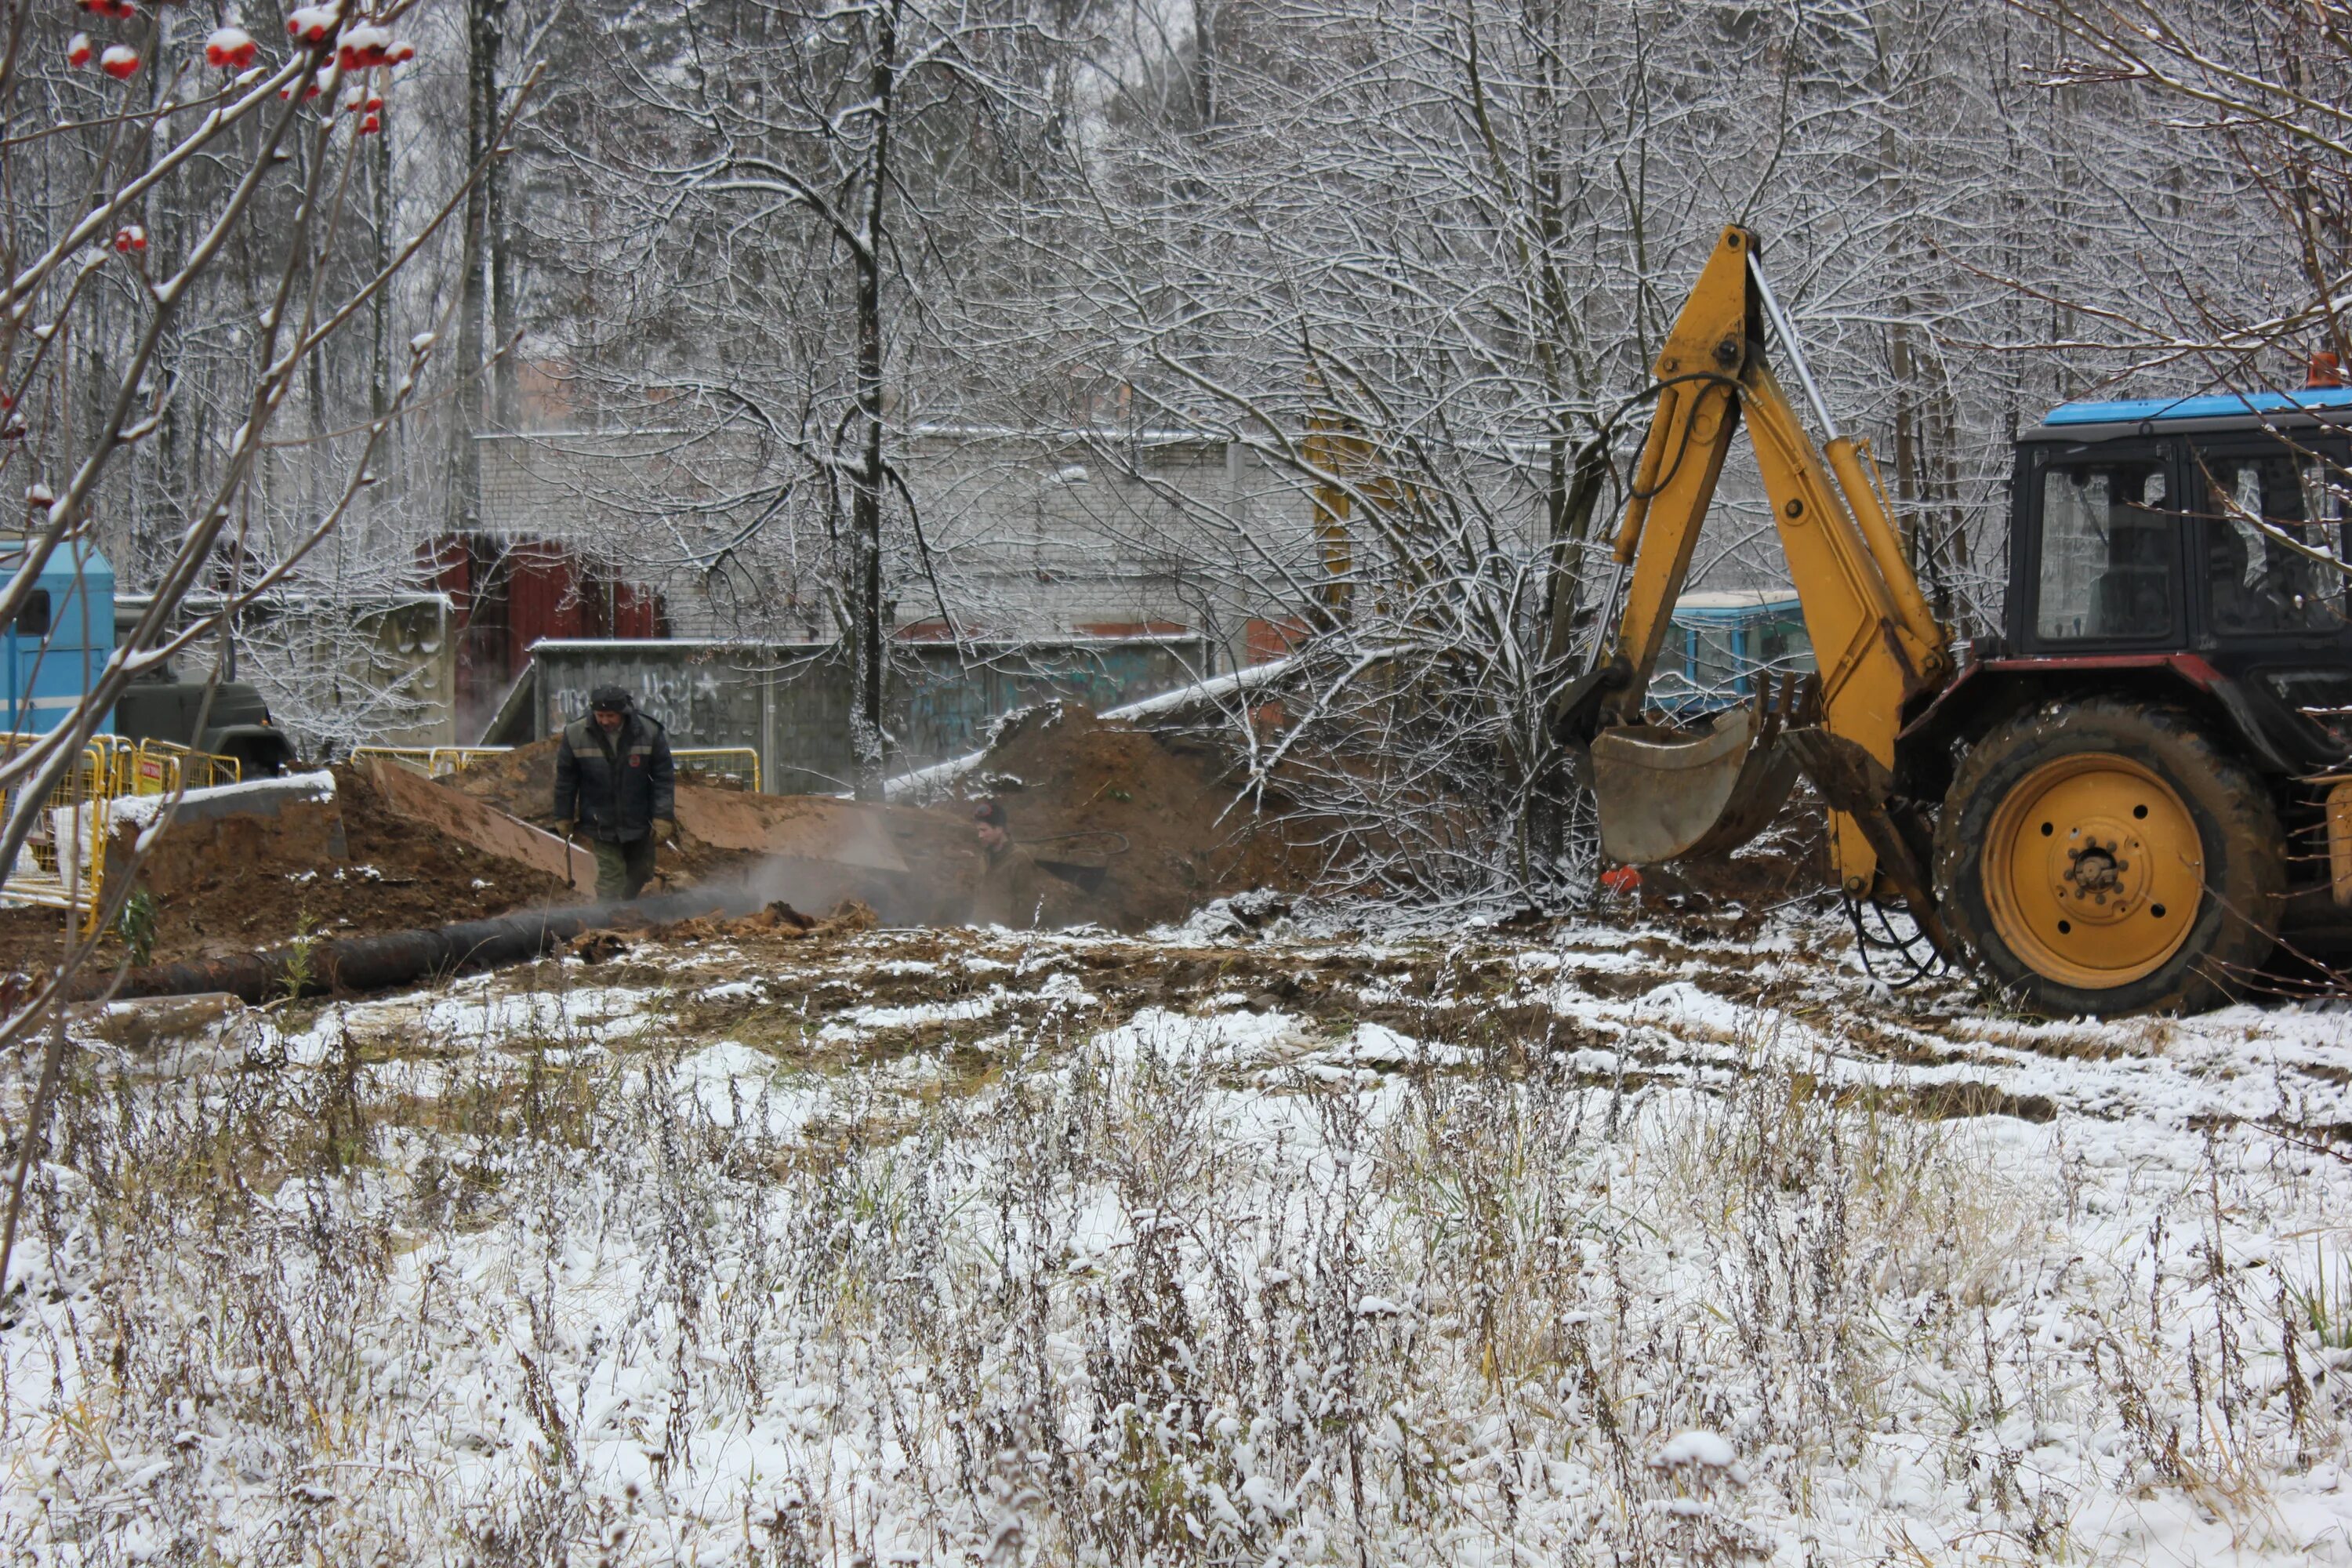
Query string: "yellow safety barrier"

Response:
xmin=93 ymin=735 xmax=139 ymax=797
xmin=426 ymin=746 xmax=514 ymax=778
xmin=673 ymin=747 xmax=761 ymax=793
xmin=1 ymin=731 xmax=118 ymax=935
xmin=350 ymin=745 xmax=437 ymax=774
xmin=127 ymin=738 xmax=241 ymax=796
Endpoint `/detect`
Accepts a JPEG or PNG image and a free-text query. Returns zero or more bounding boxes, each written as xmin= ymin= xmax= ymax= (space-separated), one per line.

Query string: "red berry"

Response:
xmin=66 ymin=32 xmax=92 ymax=67
xmin=100 ymin=45 xmax=140 ymax=79
xmin=204 ymin=27 xmax=257 ymax=68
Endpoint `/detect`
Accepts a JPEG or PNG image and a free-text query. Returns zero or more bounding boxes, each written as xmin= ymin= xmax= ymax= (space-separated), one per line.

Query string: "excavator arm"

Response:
xmin=1569 ymin=226 xmax=1951 ymax=902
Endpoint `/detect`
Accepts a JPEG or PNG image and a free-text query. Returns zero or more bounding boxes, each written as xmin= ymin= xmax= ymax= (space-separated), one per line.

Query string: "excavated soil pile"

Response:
xmin=1606 ymin=783 xmax=1834 ymax=933
xmin=964 ymin=702 xmax=1319 ymax=931
xmin=443 ymin=737 xmax=561 ymax=820
xmin=437 ymin=715 xmax=1312 ymax=932
xmin=0 ymin=764 xmax=580 ymax=968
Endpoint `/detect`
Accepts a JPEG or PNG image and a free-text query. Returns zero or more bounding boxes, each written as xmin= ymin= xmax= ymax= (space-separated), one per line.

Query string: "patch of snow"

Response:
xmin=109 ymin=769 xmax=335 ymax=828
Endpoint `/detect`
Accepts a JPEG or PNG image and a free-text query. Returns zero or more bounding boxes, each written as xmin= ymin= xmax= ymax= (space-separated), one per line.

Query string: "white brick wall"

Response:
xmin=474 ymin=428 xmax=1334 ymax=669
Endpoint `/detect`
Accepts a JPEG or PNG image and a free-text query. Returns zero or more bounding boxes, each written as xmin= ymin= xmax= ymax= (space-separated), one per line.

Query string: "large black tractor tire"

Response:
xmin=1933 ymin=699 xmax=2284 ymax=1018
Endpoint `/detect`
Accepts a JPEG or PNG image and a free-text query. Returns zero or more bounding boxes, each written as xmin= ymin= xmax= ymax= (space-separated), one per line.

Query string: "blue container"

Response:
xmin=1649 ymin=589 xmax=1814 ymax=718
xmin=2 ymin=535 xmax=114 ymax=736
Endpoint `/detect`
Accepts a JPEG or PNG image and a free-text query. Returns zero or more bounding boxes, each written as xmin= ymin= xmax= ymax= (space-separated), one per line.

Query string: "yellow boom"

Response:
xmin=1589 ymin=225 xmax=1948 ymax=893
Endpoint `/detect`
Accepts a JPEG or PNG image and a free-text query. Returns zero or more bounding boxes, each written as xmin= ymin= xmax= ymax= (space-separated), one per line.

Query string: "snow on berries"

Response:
xmin=113 ymin=226 xmax=147 ymax=253
xmin=204 ymin=27 xmax=257 ymax=69
xmin=285 ymin=4 xmax=339 ymax=45
xmin=25 ymin=485 xmax=53 ymax=513
xmin=335 ymin=24 xmax=414 ymax=70
xmin=336 ymin=23 xmax=386 ymax=66
xmin=358 ymin=111 xmax=379 ymax=133
xmin=77 ymin=0 xmax=136 ymax=20
xmin=99 ymin=44 xmax=140 ymax=78
xmin=65 ymin=32 xmax=91 ymax=67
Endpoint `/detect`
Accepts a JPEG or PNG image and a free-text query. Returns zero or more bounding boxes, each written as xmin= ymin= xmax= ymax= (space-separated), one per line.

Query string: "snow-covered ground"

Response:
xmin=6 ymin=908 xmax=2352 ymax=1564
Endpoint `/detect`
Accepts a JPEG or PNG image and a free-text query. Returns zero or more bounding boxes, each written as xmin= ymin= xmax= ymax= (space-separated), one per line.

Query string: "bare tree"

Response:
xmin=536 ymin=0 xmax=1087 ymax=795
xmin=0 ymin=0 xmax=510 ymax=1288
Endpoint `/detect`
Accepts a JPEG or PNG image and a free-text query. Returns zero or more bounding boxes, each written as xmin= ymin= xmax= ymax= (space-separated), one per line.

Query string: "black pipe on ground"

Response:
xmin=69 ymin=887 xmax=758 ymax=1004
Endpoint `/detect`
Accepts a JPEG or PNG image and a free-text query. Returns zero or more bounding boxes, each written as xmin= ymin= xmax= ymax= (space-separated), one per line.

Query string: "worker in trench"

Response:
xmin=969 ymin=797 xmax=1040 ymax=928
xmin=554 ymin=685 xmax=677 ymax=902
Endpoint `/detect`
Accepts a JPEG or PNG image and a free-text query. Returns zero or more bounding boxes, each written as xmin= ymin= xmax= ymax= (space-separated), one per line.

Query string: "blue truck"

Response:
xmin=5 ymin=538 xmax=292 ymax=771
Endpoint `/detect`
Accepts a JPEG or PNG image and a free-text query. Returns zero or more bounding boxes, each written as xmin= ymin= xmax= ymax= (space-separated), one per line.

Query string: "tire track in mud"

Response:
xmin=559 ymin=915 xmax=2352 ymax=1145
xmin=93 ymin=913 xmax=2350 ymax=1150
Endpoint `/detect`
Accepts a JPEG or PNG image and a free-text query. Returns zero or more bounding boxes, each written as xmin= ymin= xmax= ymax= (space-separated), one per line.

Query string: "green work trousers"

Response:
xmin=590 ymin=836 xmax=659 ymax=903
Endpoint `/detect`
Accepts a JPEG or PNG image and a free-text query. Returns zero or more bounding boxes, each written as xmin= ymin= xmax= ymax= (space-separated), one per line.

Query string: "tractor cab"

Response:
xmin=2006 ymin=386 xmax=2352 ymax=774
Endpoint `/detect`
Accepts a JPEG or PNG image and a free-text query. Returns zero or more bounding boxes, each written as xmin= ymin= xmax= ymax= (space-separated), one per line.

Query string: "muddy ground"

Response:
xmin=430 ymin=704 xmax=1324 ymax=932
xmin=0 ymin=764 xmax=580 ymax=969
xmin=1 ymin=704 xmax=1337 ymax=970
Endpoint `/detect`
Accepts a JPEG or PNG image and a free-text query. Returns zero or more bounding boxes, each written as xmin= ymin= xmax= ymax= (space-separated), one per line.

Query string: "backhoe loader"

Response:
xmin=1558 ymin=224 xmax=2352 ymax=1016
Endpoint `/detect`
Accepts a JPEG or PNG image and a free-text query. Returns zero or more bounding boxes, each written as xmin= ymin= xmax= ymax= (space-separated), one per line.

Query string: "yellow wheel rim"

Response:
xmin=1981 ymin=753 xmax=2203 ymax=991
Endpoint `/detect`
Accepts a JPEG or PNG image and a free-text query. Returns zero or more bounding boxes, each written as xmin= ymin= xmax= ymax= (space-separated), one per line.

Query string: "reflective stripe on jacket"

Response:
xmin=553 ymin=712 xmax=675 ymax=841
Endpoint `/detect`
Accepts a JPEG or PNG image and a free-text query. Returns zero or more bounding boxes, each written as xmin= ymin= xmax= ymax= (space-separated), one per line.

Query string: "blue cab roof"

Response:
xmin=2043 ymin=385 xmax=2352 ymax=426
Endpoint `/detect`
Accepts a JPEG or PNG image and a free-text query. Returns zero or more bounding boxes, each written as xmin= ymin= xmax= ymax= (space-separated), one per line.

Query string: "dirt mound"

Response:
xmin=434 ymin=707 xmax=1314 ymax=933
xmin=445 ymin=737 xmax=562 ymax=820
xmin=1 ymin=764 xmax=582 ymax=969
xmin=1602 ymin=782 xmax=1833 ymax=936
xmin=959 ymin=702 xmax=1316 ymax=931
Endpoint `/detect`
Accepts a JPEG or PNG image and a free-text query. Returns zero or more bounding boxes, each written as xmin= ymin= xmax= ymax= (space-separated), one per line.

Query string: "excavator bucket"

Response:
xmin=1588 ymin=692 xmax=1800 ymax=866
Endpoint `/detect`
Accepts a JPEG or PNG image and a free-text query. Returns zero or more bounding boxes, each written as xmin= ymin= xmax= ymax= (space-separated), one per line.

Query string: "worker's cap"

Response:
xmin=971 ymin=798 xmax=1006 ymax=826
xmin=588 ymin=685 xmax=633 ymax=713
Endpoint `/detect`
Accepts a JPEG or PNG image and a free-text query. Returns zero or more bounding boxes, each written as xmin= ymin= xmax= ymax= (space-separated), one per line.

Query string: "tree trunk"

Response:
xmin=451 ymin=0 xmax=508 ymax=535
xmin=488 ymin=109 xmax=516 ymax=428
xmin=371 ymin=122 xmax=394 ymax=423
xmin=848 ymin=1 xmax=900 ymax=800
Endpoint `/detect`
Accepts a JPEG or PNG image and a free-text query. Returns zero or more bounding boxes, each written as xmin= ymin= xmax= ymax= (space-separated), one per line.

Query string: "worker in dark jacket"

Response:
xmin=553 ymin=686 xmax=676 ymax=902
xmin=969 ymin=797 xmax=1040 ymax=928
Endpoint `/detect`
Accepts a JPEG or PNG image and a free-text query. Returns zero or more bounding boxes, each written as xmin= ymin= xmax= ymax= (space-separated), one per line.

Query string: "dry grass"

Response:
xmin=4 ymin=925 xmax=2348 ymax=1564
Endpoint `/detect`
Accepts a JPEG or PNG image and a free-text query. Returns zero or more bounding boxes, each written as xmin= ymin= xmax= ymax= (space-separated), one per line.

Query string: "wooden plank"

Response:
xmin=366 ymin=756 xmax=597 ymax=891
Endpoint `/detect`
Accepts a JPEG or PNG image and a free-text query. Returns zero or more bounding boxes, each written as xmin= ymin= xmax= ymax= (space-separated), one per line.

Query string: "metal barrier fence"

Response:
xmin=2 ymin=732 xmax=116 ymax=933
xmin=348 ymin=745 xmax=436 ymax=774
xmin=2 ymin=734 xmax=245 ymax=933
xmin=122 ymin=738 xmax=241 ymax=797
xmin=430 ymin=746 xmax=512 ymax=776
xmin=347 ymin=746 xmax=496 ymax=779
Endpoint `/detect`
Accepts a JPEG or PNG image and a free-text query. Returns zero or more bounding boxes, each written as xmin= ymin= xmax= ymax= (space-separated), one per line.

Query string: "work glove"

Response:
xmin=652 ymin=818 xmax=678 ymax=843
